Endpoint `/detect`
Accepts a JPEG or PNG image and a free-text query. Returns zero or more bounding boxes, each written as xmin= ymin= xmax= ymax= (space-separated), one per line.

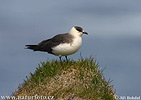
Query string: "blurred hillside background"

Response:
xmin=0 ymin=0 xmax=141 ymax=97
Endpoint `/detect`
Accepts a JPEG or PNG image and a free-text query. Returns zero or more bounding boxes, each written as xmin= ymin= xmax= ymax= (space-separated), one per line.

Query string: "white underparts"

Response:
xmin=52 ymin=37 xmax=82 ymax=56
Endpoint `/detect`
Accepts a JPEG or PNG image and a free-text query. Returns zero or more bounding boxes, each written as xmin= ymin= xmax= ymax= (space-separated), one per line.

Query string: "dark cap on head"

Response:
xmin=74 ymin=26 xmax=83 ymax=32
xmin=74 ymin=26 xmax=88 ymax=35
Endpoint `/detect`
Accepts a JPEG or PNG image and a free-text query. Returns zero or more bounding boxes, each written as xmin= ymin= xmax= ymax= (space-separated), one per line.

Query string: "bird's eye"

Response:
xmin=75 ymin=26 xmax=83 ymax=32
xmin=76 ymin=28 xmax=82 ymax=32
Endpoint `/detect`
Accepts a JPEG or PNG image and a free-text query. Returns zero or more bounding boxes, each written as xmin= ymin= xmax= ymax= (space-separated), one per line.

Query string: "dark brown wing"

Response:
xmin=26 ymin=33 xmax=73 ymax=54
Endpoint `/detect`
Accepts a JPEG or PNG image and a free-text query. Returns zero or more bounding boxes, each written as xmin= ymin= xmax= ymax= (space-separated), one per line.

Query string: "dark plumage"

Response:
xmin=74 ymin=26 xmax=83 ymax=32
xmin=25 ymin=33 xmax=73 ymax=54
xmin=25 ymin=26 xmax=88 ymax=62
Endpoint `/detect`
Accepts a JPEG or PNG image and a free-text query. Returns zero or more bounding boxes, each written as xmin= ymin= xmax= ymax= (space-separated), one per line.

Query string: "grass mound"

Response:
xmin=13 ymin=57 xmax=117 ymax=100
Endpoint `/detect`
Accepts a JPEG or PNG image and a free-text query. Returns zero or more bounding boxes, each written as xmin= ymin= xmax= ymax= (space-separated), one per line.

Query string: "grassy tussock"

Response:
xmin=13 ymin=57 xmax=117 ymax=100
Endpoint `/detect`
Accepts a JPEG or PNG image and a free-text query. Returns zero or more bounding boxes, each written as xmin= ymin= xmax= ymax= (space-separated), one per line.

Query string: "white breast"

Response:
xmin=52 ymin=37 xmax=82 ymax=56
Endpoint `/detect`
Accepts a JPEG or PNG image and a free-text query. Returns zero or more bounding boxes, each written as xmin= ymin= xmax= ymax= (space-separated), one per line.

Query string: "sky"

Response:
xmin=0 ymin=0 xmax=141 ymax=98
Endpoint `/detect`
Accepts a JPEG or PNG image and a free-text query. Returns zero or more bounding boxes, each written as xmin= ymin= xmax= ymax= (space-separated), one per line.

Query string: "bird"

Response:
xmin=25 ymin=26 xmax=88 ymax=62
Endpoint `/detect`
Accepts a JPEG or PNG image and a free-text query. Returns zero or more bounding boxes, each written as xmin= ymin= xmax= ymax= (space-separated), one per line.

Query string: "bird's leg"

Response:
xmin=65 ymin=56 xmax=68 ymax=63
xmin=59 ymin=56 xmax=62 ymax=63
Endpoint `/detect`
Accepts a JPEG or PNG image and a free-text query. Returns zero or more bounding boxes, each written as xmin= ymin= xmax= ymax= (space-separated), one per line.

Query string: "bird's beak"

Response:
xmin=83 ymin=32 xmax=88 ymax=35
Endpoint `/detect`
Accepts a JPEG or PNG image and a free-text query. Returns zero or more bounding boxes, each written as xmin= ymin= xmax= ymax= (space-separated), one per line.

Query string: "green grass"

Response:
xmin=13 ymin=57 xmax=117 ymax=100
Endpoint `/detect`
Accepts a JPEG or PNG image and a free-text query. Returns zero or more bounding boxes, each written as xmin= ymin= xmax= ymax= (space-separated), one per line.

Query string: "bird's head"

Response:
xmin=69 ymin=26 xmax=88 ymax=37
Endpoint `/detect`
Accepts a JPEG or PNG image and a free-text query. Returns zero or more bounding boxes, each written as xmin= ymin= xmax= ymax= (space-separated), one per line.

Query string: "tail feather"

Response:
xmin=25 ymin=45 xmax=38 ymax=51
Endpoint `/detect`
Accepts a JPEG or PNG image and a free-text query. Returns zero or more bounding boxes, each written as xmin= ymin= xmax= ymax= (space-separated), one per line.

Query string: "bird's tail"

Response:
xmin=25 ymin=45 xmax=38 ymax=51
